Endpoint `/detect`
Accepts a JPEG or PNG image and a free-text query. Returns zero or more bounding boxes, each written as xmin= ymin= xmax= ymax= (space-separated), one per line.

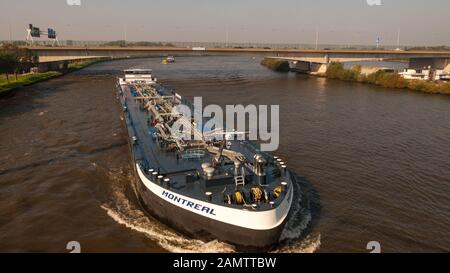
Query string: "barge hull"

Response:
xmin=132 ymin=164 xmax=287 ymax=248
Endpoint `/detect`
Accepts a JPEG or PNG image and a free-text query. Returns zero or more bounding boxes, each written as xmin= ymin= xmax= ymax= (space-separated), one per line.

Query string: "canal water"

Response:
xmin=0 ymin=56 xmax=449 ymax=253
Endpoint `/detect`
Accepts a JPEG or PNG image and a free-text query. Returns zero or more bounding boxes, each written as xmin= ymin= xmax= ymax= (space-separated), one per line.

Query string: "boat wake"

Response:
xmin=100 ymin=167 xmax=235 ymax=253
xmin=102 ymin=167 xmax=320 ymax=253
xmin=101 ymin=204 xmax=236 ymax=253
xmin=273 ymin=174 xmax=321 ymax=253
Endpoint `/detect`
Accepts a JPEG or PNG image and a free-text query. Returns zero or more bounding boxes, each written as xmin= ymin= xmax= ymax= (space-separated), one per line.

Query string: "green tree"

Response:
xmin=0 ymin=51 xmax=17 ymax=83
xmin=0 ymin=44 xmax=38 ymax=81
xmin=16 ymin=47 xmax=39 ymax=77
xmin=326 ymin=62 xmax=345 ymax=79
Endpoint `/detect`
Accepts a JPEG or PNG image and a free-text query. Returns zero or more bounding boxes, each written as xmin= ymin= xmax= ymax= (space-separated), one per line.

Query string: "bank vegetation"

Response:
xmin=325 ymin=62 xmax=450 ymax=95
xmin=260 ymin=58 xmax=290 ymax=72
xmin=261 ymin=57 xmax=450 ymax=95
xmin=0 ymin=44 xmax=104 ymax=95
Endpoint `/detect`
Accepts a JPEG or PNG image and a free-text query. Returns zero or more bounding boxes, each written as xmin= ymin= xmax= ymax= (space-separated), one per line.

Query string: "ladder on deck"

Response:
xmin=235 ymin=175 xmax=245 ymax=188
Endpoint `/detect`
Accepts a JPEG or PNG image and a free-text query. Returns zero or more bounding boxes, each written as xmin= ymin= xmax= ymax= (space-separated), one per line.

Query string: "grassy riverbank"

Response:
xmin=325 ymin=62 xmax=450 ymax=95
xmin=0 ymin=71 xmax=62 ymax=94
xmin=261 ymin=58 xmax=450 ymax=95
xmin=0 ymin=59 xmax=105 ymax=95
xmin=261 ymin=58 xmax=291 ymax=72
xmin=66 ymin=59 xmax=108 ymax=72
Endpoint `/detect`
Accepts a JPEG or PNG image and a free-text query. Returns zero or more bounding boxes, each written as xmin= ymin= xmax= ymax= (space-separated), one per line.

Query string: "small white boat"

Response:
xmin=119 ymin=69 xmax=157 ymax=86
xmin=166 ymin=56 xmax=175 ymax=63
xmin=399 ymin=68 xmax=447 ymax=81
xmin=439 ymin=73 xmax=450 ymax=81
xmin=399 ymin=69 xmax=430 ymax=80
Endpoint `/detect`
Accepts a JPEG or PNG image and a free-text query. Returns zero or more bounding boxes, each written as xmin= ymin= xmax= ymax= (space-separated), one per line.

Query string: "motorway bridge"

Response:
xmin=26 ymin=46 xmax=450 ymax=72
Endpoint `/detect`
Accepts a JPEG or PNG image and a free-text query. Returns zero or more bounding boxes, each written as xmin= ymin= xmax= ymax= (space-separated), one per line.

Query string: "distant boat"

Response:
xmin=166 ymin=56 xmax=175 ymax=63
xmin=399 ymin=68 xmax=448 ymax=81
xmin=440 ymin=73 xmax=450 ymax=81
xmin=398 ymin=69 xmax=429 ymax=80
xmin=162 ymin=56 xmax=175 ymax=64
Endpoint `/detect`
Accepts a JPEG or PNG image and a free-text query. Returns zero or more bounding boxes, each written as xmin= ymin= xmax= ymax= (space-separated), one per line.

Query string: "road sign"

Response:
xmin=29 ymin=24 xmax=41 ymax=38
xmin=48 ymin=28 xmax=57 ymax=39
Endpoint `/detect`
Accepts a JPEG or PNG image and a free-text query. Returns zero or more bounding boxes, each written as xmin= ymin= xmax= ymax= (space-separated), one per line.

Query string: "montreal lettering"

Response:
xmin=162 ymin=191 xmax=216 ymax=216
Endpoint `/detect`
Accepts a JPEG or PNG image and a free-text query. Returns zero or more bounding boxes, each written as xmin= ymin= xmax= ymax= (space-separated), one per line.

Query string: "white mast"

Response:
xmin=315 ymin=28 xmax=319 ymax=50
xmin=226 ymin=27 xmax=229 ymax=48
xmin=26 ymin=28 xmax=34 ymax=46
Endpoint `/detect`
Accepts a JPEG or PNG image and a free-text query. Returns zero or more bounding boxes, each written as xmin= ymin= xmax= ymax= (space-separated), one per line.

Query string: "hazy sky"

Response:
xmin=1 ymin=0 xmax=449 ymax=46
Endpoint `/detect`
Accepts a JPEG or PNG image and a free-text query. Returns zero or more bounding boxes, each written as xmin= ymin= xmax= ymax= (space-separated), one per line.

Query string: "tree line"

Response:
xmin=0 ymin=44 xmax=39 ymax=83
xmin=101 ymin=40 xmax=176 ymax=47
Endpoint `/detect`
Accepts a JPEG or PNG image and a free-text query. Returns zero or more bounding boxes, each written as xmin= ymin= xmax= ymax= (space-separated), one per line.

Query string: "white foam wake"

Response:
xmin=101 ymin=204 xmax=235 ymax=253
xmin=102 ymin=170 xmax=235 ymax=253
xmin=102 ymin=167 xmax=320 ymax=253
xmin=271 ymin=233 xmax=321 ymax=253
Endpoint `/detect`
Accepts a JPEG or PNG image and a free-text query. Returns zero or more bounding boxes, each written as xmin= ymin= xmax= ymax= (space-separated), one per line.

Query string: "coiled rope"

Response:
xmin=250 ymin=187 xmax=263 ymax=202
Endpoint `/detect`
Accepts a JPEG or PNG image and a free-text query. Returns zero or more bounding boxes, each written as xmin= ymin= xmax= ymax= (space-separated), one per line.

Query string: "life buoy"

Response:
xmin=273 ymin=185 xmax=282 ymax=199
xmin=234 ymin=191 xmax=245 ymax=205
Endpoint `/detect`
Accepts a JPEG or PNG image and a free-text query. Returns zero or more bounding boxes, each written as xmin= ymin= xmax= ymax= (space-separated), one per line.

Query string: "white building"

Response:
xmin=399 ymin=68 xmax=447 ymax=81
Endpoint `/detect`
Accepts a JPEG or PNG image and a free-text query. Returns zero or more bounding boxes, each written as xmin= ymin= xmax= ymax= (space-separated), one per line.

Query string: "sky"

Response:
xmin=0 ymin=0 xmax=449 ymax=46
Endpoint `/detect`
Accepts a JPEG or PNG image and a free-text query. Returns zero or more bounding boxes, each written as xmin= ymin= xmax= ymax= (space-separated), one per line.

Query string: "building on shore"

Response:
xmin=399 ymin=68 xmax=449 ymax=81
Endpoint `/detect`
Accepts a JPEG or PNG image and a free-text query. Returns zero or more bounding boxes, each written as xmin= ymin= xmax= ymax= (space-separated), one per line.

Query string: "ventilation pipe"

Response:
xmin=253 ymin=154 xmax=267 ymax=185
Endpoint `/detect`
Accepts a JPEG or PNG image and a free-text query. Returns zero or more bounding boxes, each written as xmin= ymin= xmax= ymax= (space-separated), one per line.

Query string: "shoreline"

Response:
xmin=261 ymin=58 xmax=450 ymax=95
xmin=0 ymin=59 xmax=108 ymax=97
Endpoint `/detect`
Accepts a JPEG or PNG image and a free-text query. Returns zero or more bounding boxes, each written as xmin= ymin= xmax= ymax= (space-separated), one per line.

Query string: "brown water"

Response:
xmin=0 ymin=56 xmax=449 ymax=253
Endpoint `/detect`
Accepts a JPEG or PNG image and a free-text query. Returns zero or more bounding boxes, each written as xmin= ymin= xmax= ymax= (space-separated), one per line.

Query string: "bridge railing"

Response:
xmin=1 ymin=40 xmax=402 ymax=50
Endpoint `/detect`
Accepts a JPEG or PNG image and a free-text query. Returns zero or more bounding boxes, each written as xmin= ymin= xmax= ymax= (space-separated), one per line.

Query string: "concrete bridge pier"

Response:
xmin=61 ymin=61 xmax=69 ymax=73
xmin=409 ymin=58 xmax=450 ymax=71
xmin=288 ymin=60 xmax=328 ymax=75
xmin=38 ymin=61 xmax=63 ymax=73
